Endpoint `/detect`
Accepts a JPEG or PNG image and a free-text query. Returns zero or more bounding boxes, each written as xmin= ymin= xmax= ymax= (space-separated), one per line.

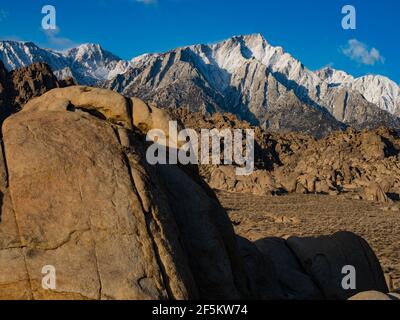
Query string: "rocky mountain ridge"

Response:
xmin=1 ymin=36 xmax=399 ymax=137
xmin=105 ymin=34 xmax=400 ymax=135
xmin=0 ymin=41 xmax=129 ymax=85
xmin=317 ymin=67 xmax=400 ymax=116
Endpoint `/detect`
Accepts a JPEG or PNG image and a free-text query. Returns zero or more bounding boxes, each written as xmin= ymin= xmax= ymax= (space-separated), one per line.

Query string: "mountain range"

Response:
xmin=1 ymin=34 xmax=399 ymax=137
xmin=0 ymin=41 xmax=129 ymax=85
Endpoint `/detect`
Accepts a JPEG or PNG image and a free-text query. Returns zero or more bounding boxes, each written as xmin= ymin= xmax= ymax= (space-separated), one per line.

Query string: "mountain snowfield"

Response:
xmin=0 ymin=34 xmax=399 ymax=135
xmin=188 ymin=34 xmax=400 ymax=117
xmin=317 ymin=67 xmax=400 ymax=116
xmin=0 ymin=41 xmax=130 ymax=85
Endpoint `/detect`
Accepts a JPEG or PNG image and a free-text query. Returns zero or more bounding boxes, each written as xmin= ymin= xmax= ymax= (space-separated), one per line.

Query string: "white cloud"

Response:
xmin=41 ymin=27 xmax=78 ymax=50
xmin=341 ymin=39 xmax=385 ymax=66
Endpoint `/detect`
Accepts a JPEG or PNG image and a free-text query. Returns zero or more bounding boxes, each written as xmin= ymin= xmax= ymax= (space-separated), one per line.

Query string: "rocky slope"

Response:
xmin=0 ymin=61 xmax=73 ymax=123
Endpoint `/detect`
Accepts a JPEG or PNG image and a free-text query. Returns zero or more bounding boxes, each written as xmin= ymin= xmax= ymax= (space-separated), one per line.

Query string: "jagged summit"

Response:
xmin=316 ymin=67 xmax=354 ymax=83
xmin=66 ymin=43 xmax=121 ymax=60
xmin=64 ymin=43 xmax=130 ymax=84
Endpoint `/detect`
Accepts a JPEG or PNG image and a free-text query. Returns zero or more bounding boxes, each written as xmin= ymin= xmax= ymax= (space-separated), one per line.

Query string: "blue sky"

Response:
xmin=0 ymin=0 xmax=399 ymax=83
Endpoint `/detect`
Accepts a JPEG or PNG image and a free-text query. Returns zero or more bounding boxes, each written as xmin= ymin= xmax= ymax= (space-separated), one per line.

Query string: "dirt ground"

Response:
xmin=217 ymin=191 xmax=400 ymax=290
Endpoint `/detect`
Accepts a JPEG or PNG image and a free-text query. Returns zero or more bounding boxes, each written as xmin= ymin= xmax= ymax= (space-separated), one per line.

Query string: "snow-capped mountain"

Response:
xmin=105 ymin=34 xmax=400 ymax=135
xmin=0 ymin=41 xmax=67 ymax=71
xmin=65 ymin=43 xmax=130 ymax=84
xmin=317 ymin=67 xmax=400 ymax=116
xmin=1 ymin=35 xmax=399 ymax=136
xmin=0 ymin=41 xmax=129 ymax=85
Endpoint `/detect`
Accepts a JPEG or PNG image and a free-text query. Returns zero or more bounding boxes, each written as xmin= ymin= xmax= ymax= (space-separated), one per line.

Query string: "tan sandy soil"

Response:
xmin=217 ymin=191 xmax=400 ymax=290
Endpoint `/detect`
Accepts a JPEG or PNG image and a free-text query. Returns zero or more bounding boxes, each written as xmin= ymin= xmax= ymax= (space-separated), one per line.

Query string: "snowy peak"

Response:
xmin=168 ymin=32 xmax=320 ymax=96
xmin=316 ymin=66 xmax=400 ymax=115
xmin=0 ymin=40 xmax=129 ymax=85
xmin=66 ymin=43 xmax=121 ymax=64
xmin=208 ymin=33 xmax=321 ymax=97
xmin=104 ymin=34 xmax=400 ymax=134
xmin=64 ymin=43 xmax=130 ymax=84
xmin=351 ymin=75 xmax=400 ymax=115
xmin=119 ymin=34 xmax=399 ymax=118
xmin=316 ymin=67 xmax=354 ymax=85
xmin=0 ymin=40 xmax=66 ymax=71
xmin=197 ymin=33 xmax=291 ymax=74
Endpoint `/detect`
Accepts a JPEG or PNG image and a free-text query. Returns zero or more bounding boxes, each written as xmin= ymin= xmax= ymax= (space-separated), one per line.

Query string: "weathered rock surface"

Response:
xmin=253 ymin=232 xmax=389 ymax=301
xmin=0 ymin=86 xmax=250 ymax=300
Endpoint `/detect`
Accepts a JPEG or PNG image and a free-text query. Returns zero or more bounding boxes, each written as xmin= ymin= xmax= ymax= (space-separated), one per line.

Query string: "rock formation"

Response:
xmin=286 ymin=232 xmax=388 ymax=300
xmin=173 ymin=109 xmax=400 ymax=203
xmin=0 ymin=86 xmax=253 ymax=300
xmin=0 ymin=61 xmax=72 ymax=124
xmin=349 ymin=291 xmax=400 ymax=300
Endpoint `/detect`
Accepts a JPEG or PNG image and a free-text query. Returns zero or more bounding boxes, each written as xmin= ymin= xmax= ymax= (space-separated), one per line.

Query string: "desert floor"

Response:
xmin=217 ymin=191 xmax=400 ymax=290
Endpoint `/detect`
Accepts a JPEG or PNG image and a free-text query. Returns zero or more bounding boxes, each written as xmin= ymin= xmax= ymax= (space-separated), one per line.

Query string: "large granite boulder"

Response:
xmin=0 ymin=86 xmax=250 ymax=300
xmin=236 ymin=236 xmax=284 ymax=299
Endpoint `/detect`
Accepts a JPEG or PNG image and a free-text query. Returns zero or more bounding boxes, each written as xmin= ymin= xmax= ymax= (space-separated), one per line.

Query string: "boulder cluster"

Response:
xmin=174 ymin=109 xmax=400 ymax=204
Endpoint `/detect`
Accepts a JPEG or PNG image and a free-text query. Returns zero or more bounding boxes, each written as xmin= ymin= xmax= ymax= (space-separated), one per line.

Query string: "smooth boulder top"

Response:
xmin=23 ymin=86 xmax=177 ymax=133
xmin=22 ymin=86 xmax=134 ymax=129
xmin=348 ymin=291 xmax=395 ymax=301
